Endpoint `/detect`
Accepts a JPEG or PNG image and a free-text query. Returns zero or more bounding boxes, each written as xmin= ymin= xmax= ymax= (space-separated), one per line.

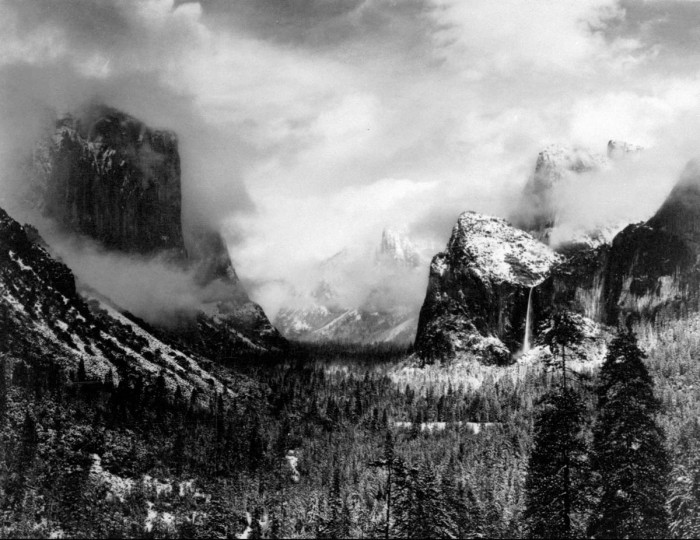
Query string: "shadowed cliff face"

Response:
xmin=34 ymin=105 xmax=185 ymax=255
xmin=600 ymin=162 xmax=700 ymax=327
xmin=25 ymin=104 xmax=286 ymax=356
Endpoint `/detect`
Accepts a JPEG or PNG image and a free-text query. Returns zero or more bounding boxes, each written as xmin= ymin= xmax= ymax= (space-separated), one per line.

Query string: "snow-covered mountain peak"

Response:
xmin=378 ymin=227 xmax=421 ymax=268
xmin=534 ymin=144 xmax=608 ymax=187
xmin=448 ymin=212 xmax=561 ymax=287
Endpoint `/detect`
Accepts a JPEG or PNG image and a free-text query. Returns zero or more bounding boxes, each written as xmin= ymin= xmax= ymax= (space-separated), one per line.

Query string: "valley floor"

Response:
xmin=0 ymin=319 xmax=699 ymax=538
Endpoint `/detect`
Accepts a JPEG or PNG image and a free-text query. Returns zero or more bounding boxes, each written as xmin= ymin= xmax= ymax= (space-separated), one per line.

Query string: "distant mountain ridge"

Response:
xmin=274 ymin=228 xmax=426 ymax=344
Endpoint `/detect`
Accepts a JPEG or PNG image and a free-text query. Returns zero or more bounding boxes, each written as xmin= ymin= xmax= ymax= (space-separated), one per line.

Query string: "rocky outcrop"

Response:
xmin=27 ymin=104 xmax=285 ymax=357
xmin=32 ymin=105 xmax=184 ymax=255
xmin=414 ymin=212 xmax=561 ymax=364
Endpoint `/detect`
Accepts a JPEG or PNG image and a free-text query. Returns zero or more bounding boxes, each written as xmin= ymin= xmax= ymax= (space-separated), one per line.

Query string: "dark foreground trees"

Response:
xmin=588 ymin=330 xmax=670 ymax=539
xmin=524 ymin=311 xmax=589 ymax=538
xmin=523 ymin=388 xmax=590 ymax=538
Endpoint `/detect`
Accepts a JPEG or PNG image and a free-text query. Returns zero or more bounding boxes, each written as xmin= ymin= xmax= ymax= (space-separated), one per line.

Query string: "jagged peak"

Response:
xmin=378 ymin=227 xmax=421 ymax=268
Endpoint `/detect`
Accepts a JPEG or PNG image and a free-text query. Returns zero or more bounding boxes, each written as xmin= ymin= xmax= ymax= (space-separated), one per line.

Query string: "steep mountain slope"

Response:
xmin=274 ymin=228 xmax=424 ymax=344
xmin=415 ymin=212 xmax=561 ymax=365
xmin=602 ymin=161 xmax=700 ymax=326
xmin=0 ymin=205 xmax=259 ymax=404
xmin=26 ymin=105 xmax=285 ymax=358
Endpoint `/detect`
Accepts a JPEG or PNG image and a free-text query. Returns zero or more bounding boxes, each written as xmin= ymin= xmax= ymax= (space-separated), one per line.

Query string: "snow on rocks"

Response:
xmin=447 ymin=212 xmax=561 ymax=287
xmin=415 ymin=212 xmax=561 ymax=364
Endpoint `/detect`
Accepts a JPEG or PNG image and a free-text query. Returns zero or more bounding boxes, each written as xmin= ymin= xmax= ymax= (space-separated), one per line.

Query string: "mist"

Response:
xmin=4 ymin=1 xmax=700 ymax=325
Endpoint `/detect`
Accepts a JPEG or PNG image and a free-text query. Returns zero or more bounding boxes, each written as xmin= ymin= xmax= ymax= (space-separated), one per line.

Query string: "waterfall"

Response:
xmin=523 ymin=287 xmax=534 ymax=353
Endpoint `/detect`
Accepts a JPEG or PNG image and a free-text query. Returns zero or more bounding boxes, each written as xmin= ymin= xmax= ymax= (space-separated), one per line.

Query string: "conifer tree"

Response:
xmin=539 ymin=310 xmax=585 ymax=390
xmin=522 ymin=388 xmax=590 ymax=538
xmin=588 ymin=330 xmax=669 ymax=539
xmin=321 ymin=465 xmax=352 ymax=539
xmin=524 ymin=311 xmax=590 ymax=538
xmin=369 ymin=430 xmax=406 ymax=539
xmin=77 ymin=358 xmax=87 ymax=383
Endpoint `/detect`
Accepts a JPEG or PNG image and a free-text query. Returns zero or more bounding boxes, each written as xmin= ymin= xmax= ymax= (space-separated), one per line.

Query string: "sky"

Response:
xmin=2 ymin=0 xmax=700 ymax=317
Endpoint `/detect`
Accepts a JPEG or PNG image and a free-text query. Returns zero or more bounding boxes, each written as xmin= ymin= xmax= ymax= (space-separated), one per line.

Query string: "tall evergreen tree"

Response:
xmin=539 ymin=310 xmax=585 ymax=390
xmin=523 ymin=388 xmax=590 ymax=539
xmin=588 ymin=330 xmax=669 ymax=539
xmin=321 ymin=465 xmax=352 ymax=539
xmin=523 ymin=310 xmax=590 ymax=538
xmin=369 ymin=430 xmax=406 ymax=539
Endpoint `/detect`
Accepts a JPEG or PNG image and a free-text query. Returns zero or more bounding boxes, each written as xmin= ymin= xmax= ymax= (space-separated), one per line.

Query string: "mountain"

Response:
xmin=30 ymin=105 xmax=185 ymax=255
xmin=26 ymin=105 xmax=285 ymax=359
xmin=512 ymin=144 xmax=607 ymax=237
xmin=512 ymin=141 xmax=642 ymax=248
xmin=414 ymin=212 xmax=561 ymax=365
xmin=602 ymin=161 xmax=700 ymax=326
xmin=0 ymin=204 xmax=258 ymax=403
xmin=377 ymin=228 xmax=421 ymax=267
xmin=273 ymin=228 xmax=424 ymax=344
xmin=416 ymin=153 xmax=700 ymax=365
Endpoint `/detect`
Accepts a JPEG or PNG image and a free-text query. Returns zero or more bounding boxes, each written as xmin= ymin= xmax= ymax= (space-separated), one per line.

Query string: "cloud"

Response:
xmin=3 ymin=0 xmax=700 ymax=321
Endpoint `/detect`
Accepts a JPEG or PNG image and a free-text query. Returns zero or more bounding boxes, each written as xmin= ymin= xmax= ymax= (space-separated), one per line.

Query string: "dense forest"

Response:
xmin=0 ymin=314 xmax=698 ymax=538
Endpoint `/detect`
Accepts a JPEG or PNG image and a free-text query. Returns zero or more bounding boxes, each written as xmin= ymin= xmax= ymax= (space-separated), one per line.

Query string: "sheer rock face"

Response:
xmin=601 ymin=162 xmax=700 ymax=326
xmin=33 ymin=105 xmax=185 ymax=255
xmin=28 ymin=105 xmax=285 ymax=356
xmin=415 ymin=212 xmax=561 ymax=364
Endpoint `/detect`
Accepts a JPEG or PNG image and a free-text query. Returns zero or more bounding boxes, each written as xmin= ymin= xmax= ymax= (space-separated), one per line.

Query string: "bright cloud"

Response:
xmin=2 ymin=0 xmax=700 ymax=317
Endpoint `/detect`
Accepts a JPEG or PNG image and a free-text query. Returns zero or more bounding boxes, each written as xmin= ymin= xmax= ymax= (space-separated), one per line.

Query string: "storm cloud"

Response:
xmin=2 ymin=0 xmax=700 ymax=319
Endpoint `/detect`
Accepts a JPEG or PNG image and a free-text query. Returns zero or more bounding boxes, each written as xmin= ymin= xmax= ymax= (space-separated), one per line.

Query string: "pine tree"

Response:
xmin=539 ymin=311 xmax=585 ymax=390
xmin=369 ymin=430 xmax=406 ymax=539
xmin=588 ymin=330 xmax=669 ymax=539
xmin=522 ymin=388 xmax=590 ymax=538
xmin=321 ymin=465 xmax=352 ymax=539
xmin=77 ymin=358 xmax=87 ymax=383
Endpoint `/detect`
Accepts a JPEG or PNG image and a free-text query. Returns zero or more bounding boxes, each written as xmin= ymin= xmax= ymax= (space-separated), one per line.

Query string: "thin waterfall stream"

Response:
xmin=523 ymin=286 xmax=534 ymax=353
